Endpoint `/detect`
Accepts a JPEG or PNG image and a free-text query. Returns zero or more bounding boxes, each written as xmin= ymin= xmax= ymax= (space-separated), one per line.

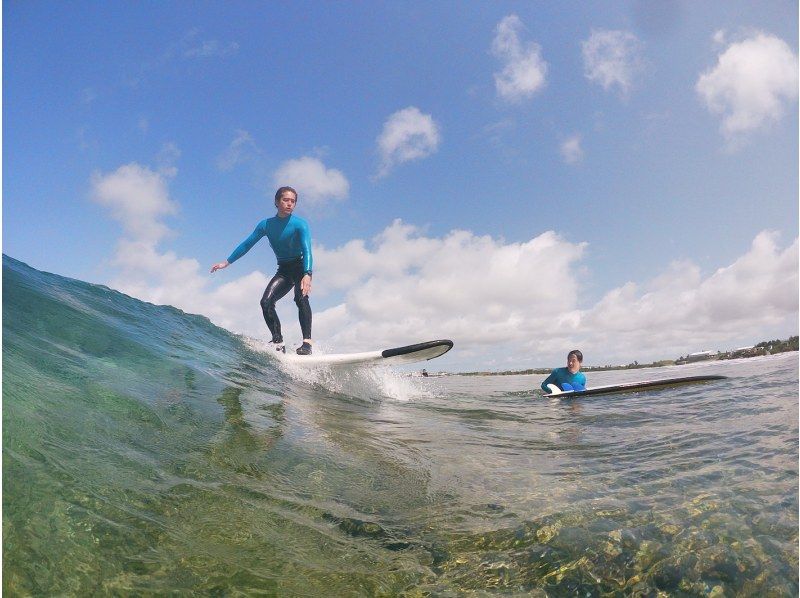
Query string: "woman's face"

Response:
xmin=276 ymin=191 xmax=297 ymax=217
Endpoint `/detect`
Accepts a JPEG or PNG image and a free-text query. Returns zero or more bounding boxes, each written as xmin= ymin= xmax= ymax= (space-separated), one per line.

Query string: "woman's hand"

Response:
xmin=300 ymin=274 xmax=312 ymax=296
xmin=210 ymin=260 xmax=229 ymax=273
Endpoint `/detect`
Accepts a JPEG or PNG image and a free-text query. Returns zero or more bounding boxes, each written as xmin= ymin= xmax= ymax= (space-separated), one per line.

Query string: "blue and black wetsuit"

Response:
xmin=227 ymin=214 xmax=313 ymax=343
xmin=540 ymin=368 xmax=586 ymax=393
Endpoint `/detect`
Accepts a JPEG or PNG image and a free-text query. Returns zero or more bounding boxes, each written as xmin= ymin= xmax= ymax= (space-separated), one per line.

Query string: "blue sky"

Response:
xmin=4 ymin=1 xmax=798 ymax=370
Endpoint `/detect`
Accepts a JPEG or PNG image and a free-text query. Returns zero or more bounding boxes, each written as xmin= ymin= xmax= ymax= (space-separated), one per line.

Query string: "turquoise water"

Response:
xmin=3 ymin=255 xmax=798 ymax=596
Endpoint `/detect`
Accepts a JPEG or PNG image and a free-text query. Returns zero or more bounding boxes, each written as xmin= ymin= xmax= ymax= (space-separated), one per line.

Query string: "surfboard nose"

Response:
xmin=381 ymin=340 xmax=453 ymax=359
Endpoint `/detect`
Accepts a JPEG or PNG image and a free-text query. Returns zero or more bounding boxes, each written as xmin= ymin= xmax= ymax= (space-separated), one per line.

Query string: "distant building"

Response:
xmin=729 ymin=346 xmax=766 ymax=358
xmin=686 ymin=350 xmax=717 ymax=363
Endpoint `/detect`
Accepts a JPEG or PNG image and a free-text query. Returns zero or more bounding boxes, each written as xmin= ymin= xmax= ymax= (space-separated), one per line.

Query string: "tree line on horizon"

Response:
xmin=457 ymin=335 xmax=798 ymax=377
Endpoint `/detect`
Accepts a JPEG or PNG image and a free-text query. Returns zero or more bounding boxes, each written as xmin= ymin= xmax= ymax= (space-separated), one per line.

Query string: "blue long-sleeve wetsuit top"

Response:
xmin=227 ymin=214 xmax=313 ymax=273
xmin=540 ymin=367 xmax=586 ymax=392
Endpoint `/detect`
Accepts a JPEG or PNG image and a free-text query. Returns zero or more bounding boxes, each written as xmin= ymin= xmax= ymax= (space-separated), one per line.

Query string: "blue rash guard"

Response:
xmin=227 ymin=214 xmax=313 ymax=273
xmin=541 ymin=368 xmax=587 ymax=393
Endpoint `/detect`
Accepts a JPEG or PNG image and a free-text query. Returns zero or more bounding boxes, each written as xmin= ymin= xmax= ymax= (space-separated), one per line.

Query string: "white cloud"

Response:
xmin=312 ymin=222 xmax=586 ymax=352
xmin=582 ymin=29 xmax=644 ymax=97
xmin=90 ymin=163 xmax=268 ymax=327
xmin=560 ymin=134 xmax=584 ymax=164
xmin=576 ymin=231 xmax=798 ymax=360
xmin=91 ymin=166 xmax=797 ymax=369
xmin=90 ymin=164 xmax=210 ymax=312
xmin=217 ymin=129 xmax=260 ymax=171
xmin=91 ymin=163 xmax=178 ymax=244
xmin=376 ymin=107 xmax=441 ymax=178
xmin=696 ymin=32 xmax=798 ymax=140
xmin=107 ymin=239 xmax=210 ymax=309
xmin=491 ymin=15 xmax=548 ymax=103
xmin=274 ymin=156 xmax=350 ymax=204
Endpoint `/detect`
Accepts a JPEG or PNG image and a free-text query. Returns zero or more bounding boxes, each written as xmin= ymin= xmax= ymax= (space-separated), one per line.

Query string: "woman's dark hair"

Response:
xmin=274 ymin=186 xmax=298 ymax=204
xmin=568 ymin=349 xmax=583 ymax=363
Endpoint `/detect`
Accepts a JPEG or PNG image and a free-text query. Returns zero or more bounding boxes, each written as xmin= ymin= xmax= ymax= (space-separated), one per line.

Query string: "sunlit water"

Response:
xmin=3 ymin=255 xmax=798 ymax=596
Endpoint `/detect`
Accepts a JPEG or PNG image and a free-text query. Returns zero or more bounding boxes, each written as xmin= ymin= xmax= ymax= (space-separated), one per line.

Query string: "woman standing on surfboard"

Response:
xmin=210 ymin=186 xmax=314 ymax=355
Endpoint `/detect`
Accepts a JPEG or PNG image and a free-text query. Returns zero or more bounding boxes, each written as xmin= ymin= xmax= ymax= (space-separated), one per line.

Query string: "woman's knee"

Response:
xmin=261 ymin=293 xmax=276 ymax=311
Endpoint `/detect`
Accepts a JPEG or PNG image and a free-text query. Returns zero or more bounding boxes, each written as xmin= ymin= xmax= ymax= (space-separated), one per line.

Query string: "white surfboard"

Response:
xmin=543 ymin=375 xmax=727 ymax=398
xmin=270 ymin=339 xmax=453 ymax=367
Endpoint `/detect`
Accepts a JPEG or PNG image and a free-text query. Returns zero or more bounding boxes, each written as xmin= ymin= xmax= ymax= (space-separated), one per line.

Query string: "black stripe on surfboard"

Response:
xmin=550 ymin=374 xmax=728 ymax=398
xmin=381 ymin=340 xmax=454 ymax=359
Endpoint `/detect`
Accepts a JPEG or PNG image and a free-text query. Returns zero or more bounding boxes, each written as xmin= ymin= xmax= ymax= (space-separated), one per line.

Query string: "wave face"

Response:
xmin=3 ymin=255 xmax=798 ymax=595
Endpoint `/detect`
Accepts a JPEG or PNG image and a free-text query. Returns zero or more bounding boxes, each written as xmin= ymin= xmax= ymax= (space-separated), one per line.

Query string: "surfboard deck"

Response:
xmin=270 ymin=339 xmax=453 ymax=366
xmin=542 ymin=374 xmax=727 ymax=398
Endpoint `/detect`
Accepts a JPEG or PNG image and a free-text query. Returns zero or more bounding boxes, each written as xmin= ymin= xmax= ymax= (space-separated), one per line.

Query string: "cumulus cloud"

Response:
xmin=376 ymin=107 xmax=441 ymax=178
xmin=582 ymin=29 xmax=644 ymax=97
xmin=274 ymin=156 xmax=349 ymax=205
xmin=91 ymin=163 xmax=178 ymax=244
xmin=696 ymin=32 xmax=798 ymax=140
xmin=575 ymin=231 xmax=798 ymax=361
xmin=311 ymin=222 xmax=586 ymax=352
xmin=491 ymin=15 xmax=548 ymax=103
xmin=560 ymin=134 xmax=584 ymax=164
xmin=90 ymin=163 xmax=273 ymax=329
xmin=90 ymin=164 xmax=211 ymax=312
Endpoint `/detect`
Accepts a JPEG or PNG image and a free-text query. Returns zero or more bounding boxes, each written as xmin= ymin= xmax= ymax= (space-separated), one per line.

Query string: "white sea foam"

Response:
xmin=243 ymin=335 xmax=438 ymax=401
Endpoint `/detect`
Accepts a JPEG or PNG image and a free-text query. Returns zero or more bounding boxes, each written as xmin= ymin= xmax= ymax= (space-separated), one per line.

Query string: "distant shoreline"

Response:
xmin=451 ymin=336 xmax=798 ymax=377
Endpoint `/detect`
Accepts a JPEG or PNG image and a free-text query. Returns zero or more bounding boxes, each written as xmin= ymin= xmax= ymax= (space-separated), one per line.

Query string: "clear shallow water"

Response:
xmin=3 ymin=255 xmax=798 ymax=596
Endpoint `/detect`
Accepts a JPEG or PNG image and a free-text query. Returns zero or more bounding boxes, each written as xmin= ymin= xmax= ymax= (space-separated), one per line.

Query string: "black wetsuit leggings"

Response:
xmin=260 ymin=258 xmax=312 ymax=343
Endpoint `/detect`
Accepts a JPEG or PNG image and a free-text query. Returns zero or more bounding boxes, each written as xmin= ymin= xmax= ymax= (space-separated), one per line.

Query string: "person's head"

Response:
xmin=566 ymin=349 xmax=583 ymax=373
xmin=274 ymin=186 xmax=298 ymax=217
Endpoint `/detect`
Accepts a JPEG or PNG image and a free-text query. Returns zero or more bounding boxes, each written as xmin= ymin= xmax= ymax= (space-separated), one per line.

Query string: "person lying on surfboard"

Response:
xmin=210 ymin=186 xmax=314 ymax=356
xmin=541 ymin=349 xmax=586 ymax=393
